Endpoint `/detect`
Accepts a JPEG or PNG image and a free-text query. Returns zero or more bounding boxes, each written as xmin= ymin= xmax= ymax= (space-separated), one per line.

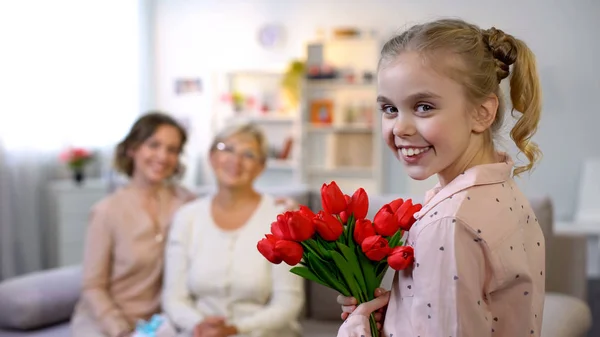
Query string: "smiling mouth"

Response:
xmin=400 ymin=146 xmax=432 ymax=157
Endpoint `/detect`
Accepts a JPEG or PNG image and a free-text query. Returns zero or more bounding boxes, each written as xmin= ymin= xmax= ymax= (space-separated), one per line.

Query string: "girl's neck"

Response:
xmin=437 ymin=143 xmax=497 ymax=187
xmin=214 ymin=185 xmax=260 ymax=209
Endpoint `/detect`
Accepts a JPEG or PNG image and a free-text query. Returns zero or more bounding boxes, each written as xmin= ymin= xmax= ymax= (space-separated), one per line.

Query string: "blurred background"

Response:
xmin=0 ymin=0 xmax=599 ymax=336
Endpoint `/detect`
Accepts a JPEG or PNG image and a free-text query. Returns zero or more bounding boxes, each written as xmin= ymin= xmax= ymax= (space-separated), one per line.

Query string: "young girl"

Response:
xmin=337 ymin=18 xmax=545 ymax=337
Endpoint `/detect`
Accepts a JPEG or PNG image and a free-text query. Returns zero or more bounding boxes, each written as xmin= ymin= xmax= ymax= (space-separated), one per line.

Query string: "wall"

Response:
xmin=154 ymin=0 xmax=600 ymax=220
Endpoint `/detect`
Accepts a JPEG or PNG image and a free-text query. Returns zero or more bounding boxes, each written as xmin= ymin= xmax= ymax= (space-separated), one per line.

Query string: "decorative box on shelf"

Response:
xmin=46 ymin=178 xmax=109 ymax=268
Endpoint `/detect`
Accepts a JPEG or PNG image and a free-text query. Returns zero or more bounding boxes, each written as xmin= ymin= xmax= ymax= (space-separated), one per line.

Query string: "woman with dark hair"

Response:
xmin=70 ymin=112 xmax=197 ymax=337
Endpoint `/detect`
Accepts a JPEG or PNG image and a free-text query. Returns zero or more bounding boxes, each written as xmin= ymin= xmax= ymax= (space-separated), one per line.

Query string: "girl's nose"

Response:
xmin=392 ymin=113 xmax=417 ymax=137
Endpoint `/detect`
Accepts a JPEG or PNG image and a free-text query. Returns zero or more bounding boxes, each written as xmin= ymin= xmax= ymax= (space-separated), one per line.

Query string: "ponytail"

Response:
xmin=507 ymin=39 xmax=542 ymax=176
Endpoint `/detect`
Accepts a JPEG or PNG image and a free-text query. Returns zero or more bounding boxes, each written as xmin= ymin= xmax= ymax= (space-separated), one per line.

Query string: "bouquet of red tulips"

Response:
xmin=257 ymin=181 xmax=422 ymax=337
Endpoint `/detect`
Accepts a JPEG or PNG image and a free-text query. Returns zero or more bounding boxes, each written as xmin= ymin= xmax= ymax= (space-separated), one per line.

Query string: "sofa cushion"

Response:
xmin=542 ymin=292 xmax=592 ymax=337
xmin=0 ymin=266 xmax=81 ymax=330
xmin=0 ymin=323 xmax=71 ymax=337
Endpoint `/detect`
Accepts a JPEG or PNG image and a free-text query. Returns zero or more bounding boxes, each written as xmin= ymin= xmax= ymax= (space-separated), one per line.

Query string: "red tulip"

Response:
xmin=361 ymin=235 xmax=391 ymax=261
xmin=373 ymin=204 xmax=400 ymax=237
xmin=321 ymin=182 xmax=347 ymax=215
xmin=350 ymin=188 xmax=369 ymax=220
xmin=257 ymin=234 xmax=283 ymax=264
xmin=353 ymin=218 xmax=376 ymax=245
xmin=389 ymin=198 xmax=404 ymax=212
xmin=313 ymin=211 xmax=344 ymax=241
xmin=270 ymin=211 xmax=315 ymax=242
xmin=395 ymin=199 xmax=423 ymax=231
xmin=388 ymin=246 xmax=415 ymax=270
xmin=274 ymin=240 xmax=304 ymax=266
xmin=339 ymin=195 xmax=352 ymax=224
xmin=299 ymin=205 xmax=316 ymax=219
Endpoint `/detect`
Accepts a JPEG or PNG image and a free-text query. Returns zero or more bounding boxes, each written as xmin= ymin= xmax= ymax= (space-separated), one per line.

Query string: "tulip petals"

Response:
xmin=257 ymin=234 xmax=283 ymax=264
xmin=388 ymin=246 xmax=415 ymax=270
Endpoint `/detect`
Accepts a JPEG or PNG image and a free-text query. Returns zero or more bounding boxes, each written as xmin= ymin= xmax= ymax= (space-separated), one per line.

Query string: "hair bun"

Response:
xmin=483 ymin=27 xmax=518 ymax=81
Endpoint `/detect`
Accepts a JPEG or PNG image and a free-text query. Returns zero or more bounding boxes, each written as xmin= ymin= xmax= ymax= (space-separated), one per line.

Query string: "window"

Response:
xmin=0 ymin=0 xmax=143 ymax=151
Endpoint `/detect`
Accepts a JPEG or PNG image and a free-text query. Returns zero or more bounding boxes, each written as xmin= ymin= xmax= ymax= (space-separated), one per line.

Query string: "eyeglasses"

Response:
xmin=215 ymin=142 xmax=261 ymax=162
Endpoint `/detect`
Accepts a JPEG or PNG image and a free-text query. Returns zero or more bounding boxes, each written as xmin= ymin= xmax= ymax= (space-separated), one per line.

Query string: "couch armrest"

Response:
xmin=0 ymin=266 xmax=82 ymax=330
xmin=546 ymin=233 xmax=587 ymax=301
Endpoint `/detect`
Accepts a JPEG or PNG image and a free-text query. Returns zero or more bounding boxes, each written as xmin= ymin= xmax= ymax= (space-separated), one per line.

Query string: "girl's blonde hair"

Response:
xmin=379 ymin=19 xmax=542 ymax=176
xmin=209 ymin=120 xmax=269 ymax=164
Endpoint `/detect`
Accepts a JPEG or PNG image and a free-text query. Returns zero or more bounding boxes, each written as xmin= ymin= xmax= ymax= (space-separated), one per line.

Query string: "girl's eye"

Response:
xmin=380 ymin=105 xmax=398 ymax=115
xmin=416 ymin=104 xmax=434 ymax=113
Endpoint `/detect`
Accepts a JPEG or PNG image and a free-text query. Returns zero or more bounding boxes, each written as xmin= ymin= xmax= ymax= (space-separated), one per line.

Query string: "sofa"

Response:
xmin=0 ymin=187 xmax=593 ymax=337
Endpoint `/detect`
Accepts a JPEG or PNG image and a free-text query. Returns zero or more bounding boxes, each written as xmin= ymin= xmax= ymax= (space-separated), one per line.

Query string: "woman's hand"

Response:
xmin=193 ymin=316 xmax=230 ymax=337
xmin=338 ymin=288 xmax=389 ymax=329
xmin=275 ymin=197 xmax=299 ymax=211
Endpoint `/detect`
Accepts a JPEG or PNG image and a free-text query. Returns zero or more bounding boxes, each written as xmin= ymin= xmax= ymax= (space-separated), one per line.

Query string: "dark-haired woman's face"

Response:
xmin=130 ymin=124 xmax=182 ymax=184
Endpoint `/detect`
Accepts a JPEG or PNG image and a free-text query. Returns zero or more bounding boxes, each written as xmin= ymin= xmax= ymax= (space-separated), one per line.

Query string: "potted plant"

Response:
xmin=59 ymin=147 xmax=94 ymax=185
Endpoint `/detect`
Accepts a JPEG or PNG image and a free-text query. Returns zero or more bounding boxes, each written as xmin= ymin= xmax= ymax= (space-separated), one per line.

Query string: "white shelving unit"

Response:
xmin=299 ymin=35 xmax=385 ymax=196
xmin=212 ymin=70 xmax=303 ymax=189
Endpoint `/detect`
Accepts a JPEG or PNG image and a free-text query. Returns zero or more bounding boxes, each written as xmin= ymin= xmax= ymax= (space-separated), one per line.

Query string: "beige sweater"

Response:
xmin=71 ymin=184 xmax=196 ymax=337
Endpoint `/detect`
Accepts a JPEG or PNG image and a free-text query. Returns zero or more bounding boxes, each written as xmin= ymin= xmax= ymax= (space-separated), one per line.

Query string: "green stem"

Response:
xmin=369 ymin=314 xmax=379 ymax=337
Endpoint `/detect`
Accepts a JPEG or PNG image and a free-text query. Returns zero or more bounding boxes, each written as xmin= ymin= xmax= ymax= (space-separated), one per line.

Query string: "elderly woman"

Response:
xmin=71 ymin=112 xmax=197 ymax=337
xmin=162 ymin=121 xmax=305 ymax=337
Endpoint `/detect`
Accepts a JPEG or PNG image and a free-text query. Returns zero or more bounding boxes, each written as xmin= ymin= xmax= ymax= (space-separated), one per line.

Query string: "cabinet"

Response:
xmin=299 ymin=35 xmax=384 ymax=195
xmin=47 ymin=178 xmax=108 ymax=267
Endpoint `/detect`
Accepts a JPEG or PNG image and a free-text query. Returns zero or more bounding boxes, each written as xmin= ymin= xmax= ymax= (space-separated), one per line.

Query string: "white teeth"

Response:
xmin=401 ymin=147 xmax=430 ymax=157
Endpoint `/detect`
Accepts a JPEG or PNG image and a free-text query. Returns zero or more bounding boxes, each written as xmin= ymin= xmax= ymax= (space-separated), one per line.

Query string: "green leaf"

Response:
xmin=346 ymin=215 xmax=356 ymax=251
xmin=315 ymin=236 xmax=335 ymax=258
xmin=336 ymin=242 xmax=367 ymax=291
xmin=302 ymin=240 xmax=326 ymax=261
xmin=330 ymin=250 xmax=365 ymax=302
xmin=356 ymin=245 xmax=379 ymax=301
xmin=290 ymin=266 xmax=330 ymax=288
xmin=309 ymin=252 xmax=351 ymax=297
xmin=388 ymin=230 xmax=403 ymax=248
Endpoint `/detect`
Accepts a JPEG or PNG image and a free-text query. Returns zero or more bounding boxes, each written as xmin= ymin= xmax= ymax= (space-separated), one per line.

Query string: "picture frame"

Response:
xmin=310 ymin=99 xmax=334 ymax=124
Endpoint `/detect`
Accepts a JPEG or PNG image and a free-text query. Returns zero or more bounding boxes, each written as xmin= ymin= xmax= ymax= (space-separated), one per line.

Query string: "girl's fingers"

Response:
xmin=341 ymin=304 xmax=357 ymax=314
xmin=341 ymin=312 xmax=349 ymax=321
xmin=337 ymin=294 xmax=357 ymax=306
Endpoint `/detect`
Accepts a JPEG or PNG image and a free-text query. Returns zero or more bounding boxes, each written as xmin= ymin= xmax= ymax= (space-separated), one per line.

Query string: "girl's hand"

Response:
xmin=338 ymin=288 xmax=389 ymax=329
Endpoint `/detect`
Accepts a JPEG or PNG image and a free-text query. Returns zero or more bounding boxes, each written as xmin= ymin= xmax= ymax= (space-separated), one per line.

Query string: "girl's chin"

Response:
xmin=404 ymin=167 xmax=436 ymax=181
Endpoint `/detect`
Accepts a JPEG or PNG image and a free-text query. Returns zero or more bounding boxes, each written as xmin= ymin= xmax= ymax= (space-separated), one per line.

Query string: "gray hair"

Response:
xmin=209 ymin=120 xmax=269 ymax=163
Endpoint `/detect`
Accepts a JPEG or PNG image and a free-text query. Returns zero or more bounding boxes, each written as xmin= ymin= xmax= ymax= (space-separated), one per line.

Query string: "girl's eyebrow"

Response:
xmin=377 ymin=91 xmax=441 ymax=104
xmin=376 ymin=95 xmax=392 ymax=103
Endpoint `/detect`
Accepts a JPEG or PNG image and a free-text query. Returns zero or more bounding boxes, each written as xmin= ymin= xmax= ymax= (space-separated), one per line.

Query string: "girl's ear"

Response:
xmin=472 ymin=94 xmax=499 ymax=133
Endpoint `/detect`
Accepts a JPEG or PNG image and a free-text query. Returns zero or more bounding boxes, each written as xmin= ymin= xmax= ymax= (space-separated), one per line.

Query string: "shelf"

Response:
xmin=307 ymin=124 xmax=373 ymax=133
xmin=307 ymin=166 xmax=373 ymax=177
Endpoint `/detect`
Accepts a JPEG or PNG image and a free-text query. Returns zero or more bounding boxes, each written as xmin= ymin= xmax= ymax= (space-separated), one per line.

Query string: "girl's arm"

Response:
xmin=162 ymin=207 xmax=205 ymax=332
xmin=410 ymin=217 xmax=490 ymax=337
xmin=231 ymin=262 xmax=305 ymax=335
xmin=80 ymin=207 xmax=131 ymax=337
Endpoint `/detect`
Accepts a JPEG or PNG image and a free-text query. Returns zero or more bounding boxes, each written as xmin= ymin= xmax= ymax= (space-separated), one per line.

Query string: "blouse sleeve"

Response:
xmin=410 ymin=216 xmax=491 ymax=337
xmin=162 ymin=206 xmax=205 ymax=332
xmin=80 ymin=206 xmax=131 ymax=337
xmin=233 ymin=261 xmax=305 ymax=335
